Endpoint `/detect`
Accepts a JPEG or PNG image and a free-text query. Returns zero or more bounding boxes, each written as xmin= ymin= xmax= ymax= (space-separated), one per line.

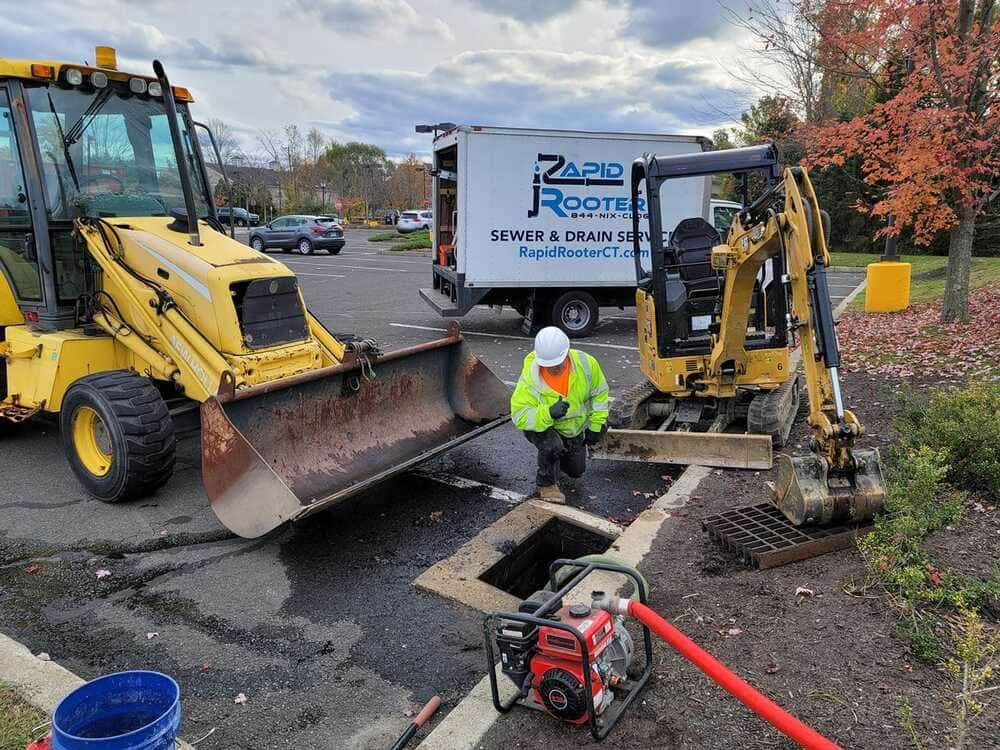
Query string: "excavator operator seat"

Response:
xmin=667 ymin=217 xmax=722 ymax=293
xmin=658 ymin=217 xmax=722 ymax=356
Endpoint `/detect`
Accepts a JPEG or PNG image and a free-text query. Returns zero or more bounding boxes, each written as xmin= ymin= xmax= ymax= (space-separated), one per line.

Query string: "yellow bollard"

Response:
xmin=865 ymin=261 xmax=911 ymax=312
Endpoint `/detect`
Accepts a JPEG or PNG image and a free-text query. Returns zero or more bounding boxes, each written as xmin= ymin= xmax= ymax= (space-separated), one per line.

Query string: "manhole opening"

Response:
xmin=479 ymin=516 xmax=613 ymax=599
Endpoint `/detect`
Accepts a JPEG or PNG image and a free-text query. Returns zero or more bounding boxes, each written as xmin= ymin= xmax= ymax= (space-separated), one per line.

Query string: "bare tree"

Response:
xmin=205 ymin=117 xmax=243 ymax=164
xmin=720 ymin=0 xmax=824 ymax=122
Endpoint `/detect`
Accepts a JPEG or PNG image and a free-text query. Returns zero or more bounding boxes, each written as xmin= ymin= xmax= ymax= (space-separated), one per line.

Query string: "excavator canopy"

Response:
xmin=201 ymin=325 xmax=510 ymax=538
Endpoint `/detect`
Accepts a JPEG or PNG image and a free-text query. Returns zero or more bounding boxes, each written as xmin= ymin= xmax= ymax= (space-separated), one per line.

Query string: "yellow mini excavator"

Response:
xmin=0 ymin=49 xmax=508 ymax=537
xmin=597 ymin=144 xmax=885 ymax=526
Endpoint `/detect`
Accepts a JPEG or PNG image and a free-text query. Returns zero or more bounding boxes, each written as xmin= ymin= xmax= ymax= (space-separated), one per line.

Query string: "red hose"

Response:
xmin=627 ymin=600 xmax=841 ymax=750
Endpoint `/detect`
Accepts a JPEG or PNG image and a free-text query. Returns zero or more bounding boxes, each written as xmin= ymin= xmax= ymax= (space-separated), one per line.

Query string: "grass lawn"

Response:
xmin=829 ymin=252 xmax=1000 ymax=306
xmin=0 ymin=685 xmax=46 ymax=750
xmin=367 ymin=230 xmax=408 ymax=242
xmin=391 ymin=231 xmax=431 ymax=251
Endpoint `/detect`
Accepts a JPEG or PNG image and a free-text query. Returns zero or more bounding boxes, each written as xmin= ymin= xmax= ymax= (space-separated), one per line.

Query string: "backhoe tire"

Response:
xmin=550 ymin=290 xmax=599 ymax=338
xmin=60 ymin=371 xmax=175 ymax=504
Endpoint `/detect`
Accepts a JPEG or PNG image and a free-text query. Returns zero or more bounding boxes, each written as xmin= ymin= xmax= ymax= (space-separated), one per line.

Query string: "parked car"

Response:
xmin=217 ymin=206 xmax=259 ymax=227
xmin=397 ymin=210 xmax=432 ymax=233
xmin=249 ymin=215 xmax=346 ymax=255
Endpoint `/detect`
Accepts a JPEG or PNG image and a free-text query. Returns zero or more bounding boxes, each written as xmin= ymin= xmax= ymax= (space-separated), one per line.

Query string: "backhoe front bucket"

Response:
xmin=773 ymin=449 xmax=886 ymax=526
xmin=200 ymin=326 xmax=510 ymax=538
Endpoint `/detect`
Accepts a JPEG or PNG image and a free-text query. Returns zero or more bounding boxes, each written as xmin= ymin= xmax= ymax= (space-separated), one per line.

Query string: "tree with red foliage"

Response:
xmin=806 ymin=0 xmax=999 ymax=322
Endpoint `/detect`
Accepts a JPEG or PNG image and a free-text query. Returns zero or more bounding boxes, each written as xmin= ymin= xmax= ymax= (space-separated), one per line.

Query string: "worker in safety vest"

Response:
xmin=510 ymin=326 xmax=610 ymax=503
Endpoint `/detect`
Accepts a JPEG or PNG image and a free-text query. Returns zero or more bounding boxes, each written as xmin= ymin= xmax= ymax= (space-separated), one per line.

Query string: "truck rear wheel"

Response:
xmin=60 ymin=371 xmax=176 ymax=503
xmin=550 ymin=291 xmax=599 ymax=338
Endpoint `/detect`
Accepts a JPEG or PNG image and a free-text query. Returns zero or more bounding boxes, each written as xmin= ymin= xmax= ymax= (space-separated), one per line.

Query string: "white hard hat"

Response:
xmin=534 ymin=326 xmax=570 ymax=367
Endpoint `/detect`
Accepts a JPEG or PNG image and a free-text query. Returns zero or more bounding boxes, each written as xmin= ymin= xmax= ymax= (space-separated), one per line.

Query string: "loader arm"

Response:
xmin=76 ymin=218 xmax=232 ymax=402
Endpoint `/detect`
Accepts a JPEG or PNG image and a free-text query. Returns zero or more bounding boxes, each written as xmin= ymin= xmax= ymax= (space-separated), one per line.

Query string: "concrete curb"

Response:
xmin=0 ymin=631 xmax=194 ymax=748
xmin=833 ymin=275 xmax=868 ymax=317
xmin=416 ymin=464 xmax=713 ymax=750
xmin=376 ymin=248 xmax=431 ymax=257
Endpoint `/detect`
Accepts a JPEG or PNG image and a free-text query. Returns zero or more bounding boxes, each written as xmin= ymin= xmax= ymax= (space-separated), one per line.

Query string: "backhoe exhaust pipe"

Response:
xmin=152 ymin=59 xmax=201 ymax=247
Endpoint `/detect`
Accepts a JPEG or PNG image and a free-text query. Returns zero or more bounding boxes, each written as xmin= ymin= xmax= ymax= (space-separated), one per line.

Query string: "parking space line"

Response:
xmin=285 ymin=260 xmax=416 ymax=273
xmin=414 ymin=470 xmax=526 ymax=505
xmin=389 ymin=323 xmax=635 ymax=351
xmin=293 ymin=272 xmax=347 ymax=278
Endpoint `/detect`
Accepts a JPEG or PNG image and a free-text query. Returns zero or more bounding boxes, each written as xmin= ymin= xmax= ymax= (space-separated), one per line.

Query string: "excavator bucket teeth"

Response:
xmin=773 ymin=449 xmax=886 ymax=526
xmin=200 ymin=331 xmax=510 ymax=538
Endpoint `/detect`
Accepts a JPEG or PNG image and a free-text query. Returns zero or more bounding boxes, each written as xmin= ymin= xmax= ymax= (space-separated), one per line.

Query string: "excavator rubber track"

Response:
xmin=608 ymin=380 xmax=660 ymax=430
xmin=747 ymin=374 xmax=801 ymax=449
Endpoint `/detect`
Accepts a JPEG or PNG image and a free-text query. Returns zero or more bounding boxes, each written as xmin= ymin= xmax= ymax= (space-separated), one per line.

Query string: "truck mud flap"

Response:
xmin=200 ymin=324 xmax=510 ymax=538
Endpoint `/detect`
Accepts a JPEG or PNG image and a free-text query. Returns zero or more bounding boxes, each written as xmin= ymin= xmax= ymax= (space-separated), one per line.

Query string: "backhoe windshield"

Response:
xmin=25 ymin=84 xmax=209 ymax=220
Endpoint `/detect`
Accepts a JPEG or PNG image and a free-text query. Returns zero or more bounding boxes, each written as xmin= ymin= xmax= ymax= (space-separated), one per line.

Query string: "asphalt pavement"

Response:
xmin=0 ymin=228 xmax=864 ymax=749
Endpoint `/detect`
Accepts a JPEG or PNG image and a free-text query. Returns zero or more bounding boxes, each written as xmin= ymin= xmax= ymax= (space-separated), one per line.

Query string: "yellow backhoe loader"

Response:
xmin=596 ymin=144 xmax=885 ymax=525
xmin=0 ymin=49 xmax=508 ymax=537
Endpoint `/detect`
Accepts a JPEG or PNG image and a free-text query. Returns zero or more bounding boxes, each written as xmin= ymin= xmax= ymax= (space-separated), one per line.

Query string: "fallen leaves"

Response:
xmin=837 ymin=287 xmax=1000 ymax=380
xmin=25 ymin=563 xmax=41 ymax=574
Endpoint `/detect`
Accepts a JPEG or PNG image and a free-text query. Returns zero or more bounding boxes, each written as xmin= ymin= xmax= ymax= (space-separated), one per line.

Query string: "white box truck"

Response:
xmin=419 ymin=126 xmax=734 ymax=337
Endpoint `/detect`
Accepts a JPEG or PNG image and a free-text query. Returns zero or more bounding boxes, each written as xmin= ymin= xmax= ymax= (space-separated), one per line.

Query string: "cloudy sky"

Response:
xmin=1 ymin=0 xmax=759 ymax=159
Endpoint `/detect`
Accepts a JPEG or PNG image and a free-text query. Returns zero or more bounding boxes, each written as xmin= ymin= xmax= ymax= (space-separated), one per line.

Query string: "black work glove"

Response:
xmin=585 ymin=423 xmax=608 ymax=445
xmin=548 ymin=399 xmax=569 ymax=420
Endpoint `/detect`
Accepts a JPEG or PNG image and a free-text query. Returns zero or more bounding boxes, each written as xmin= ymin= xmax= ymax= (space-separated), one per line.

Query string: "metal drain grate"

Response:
xmin=702 ymin=503 xmax=870 ymax=569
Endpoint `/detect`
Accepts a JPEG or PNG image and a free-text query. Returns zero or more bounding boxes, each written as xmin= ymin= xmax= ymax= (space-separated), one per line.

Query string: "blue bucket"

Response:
xmin=51 ymin=671 xmax=180 ymax=750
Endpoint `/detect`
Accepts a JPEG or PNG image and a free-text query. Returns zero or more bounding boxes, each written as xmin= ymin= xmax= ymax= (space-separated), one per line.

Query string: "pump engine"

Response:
xmin=494 ymin=591 xmax=634 ymax=725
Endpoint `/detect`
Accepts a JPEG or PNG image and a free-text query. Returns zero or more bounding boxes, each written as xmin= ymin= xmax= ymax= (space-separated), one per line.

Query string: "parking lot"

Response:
xmin=0 ymin=228 xmax=864 ymax=748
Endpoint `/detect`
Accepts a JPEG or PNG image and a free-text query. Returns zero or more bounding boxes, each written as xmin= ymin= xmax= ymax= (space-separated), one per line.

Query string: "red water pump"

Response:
xmin=486 ymin=562 xmax=652 ymax=740
xmin=486 ymin=560 xmax=842 ymax=748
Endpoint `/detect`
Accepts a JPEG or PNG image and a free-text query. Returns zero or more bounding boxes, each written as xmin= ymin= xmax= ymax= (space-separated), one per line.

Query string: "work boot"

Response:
xmin=537 ymin=484 xmax=566 ymax=504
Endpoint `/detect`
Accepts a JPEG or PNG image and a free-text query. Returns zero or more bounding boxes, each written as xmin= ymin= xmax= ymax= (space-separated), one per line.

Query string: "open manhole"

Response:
xmin=414 ymin=501 xmax=623 ymax=613
xmin=479 ymin=516 xmax=613 ymax=599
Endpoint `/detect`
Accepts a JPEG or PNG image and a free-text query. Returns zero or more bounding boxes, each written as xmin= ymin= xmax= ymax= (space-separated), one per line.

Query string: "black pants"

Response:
xmin=524 ymin=428 xmax=587 ymax=486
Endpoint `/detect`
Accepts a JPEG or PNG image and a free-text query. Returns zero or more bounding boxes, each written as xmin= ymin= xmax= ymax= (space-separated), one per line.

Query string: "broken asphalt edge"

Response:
xmin=0 ymin=631 xmax=195 ymax=749
xmin=417 ymin=273 xmax=867 ymax=749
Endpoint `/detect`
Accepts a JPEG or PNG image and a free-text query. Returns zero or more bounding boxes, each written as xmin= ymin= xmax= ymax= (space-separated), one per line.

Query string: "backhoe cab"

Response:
xmin=0 ymin=49 xmax=508 ymax=537
xmin=611 ymin=144 xmax=885 ymax=526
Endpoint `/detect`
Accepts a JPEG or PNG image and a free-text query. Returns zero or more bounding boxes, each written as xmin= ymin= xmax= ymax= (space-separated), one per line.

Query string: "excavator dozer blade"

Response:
xmin=593 ymin=429 xmax=773 ymax=470
xmin=773 ymin=449 xmax=886 ymax=526
xmin=200 ymin=327 xmax=511 ymax=538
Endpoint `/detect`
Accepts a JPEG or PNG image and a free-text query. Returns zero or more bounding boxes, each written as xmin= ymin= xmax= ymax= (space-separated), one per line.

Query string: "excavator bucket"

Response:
xmin=200 ymin=325 xmax=510 ymax=538
xmin=773 ymin=449 xmax=886 ymax=527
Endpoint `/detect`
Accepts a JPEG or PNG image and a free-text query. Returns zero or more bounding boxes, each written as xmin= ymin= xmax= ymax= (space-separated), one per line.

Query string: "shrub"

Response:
xmin=393 ymin=231 xmax=431 ymax=251
xmin=896 ymin=382 xmax=1000 ymax=500
xmin=368 ymin=231 xmax=406 ymax=242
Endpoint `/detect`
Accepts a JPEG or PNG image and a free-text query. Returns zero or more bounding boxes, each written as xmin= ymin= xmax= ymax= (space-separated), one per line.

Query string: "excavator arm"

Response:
xmin=709 ymin=166 xmax=885 ymax=524
xmin=769 ymin=168 xmax=885 ymax=525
